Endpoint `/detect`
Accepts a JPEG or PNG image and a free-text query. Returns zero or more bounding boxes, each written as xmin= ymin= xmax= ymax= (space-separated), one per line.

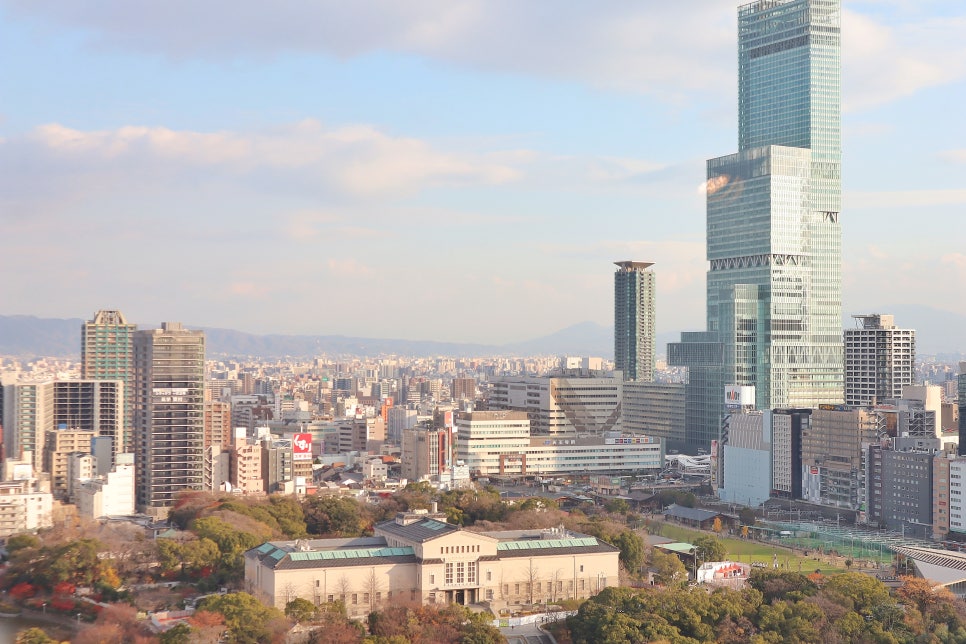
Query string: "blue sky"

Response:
xmin=1 ymin=1 xmax=964 ymax=345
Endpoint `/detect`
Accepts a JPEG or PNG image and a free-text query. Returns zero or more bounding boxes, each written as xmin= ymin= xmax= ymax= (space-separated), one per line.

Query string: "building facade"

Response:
xmin=245 ymin=511 xmax=619 ymax=618
xmin=614 ymin=261 xmax=656 ymax=383
xmin=488 ymin=373 xmax=622 ymax=436
xmin=43 ymin=428 xmax=96 ymax=498
xmin=622 ymin=381 xmax=685 ymax=451
xmin=845 ymin=314 xmax=915 ymax=406
xmin=2 ymin=379 xmax=55 ymax=474
xmin=455 ymin=411 xmax=662 ymax=477
xmin=669 ymin=0 xmax=844 ymax=451
xmin=134 ymin=322 xmax=206 ymax=519
xmin=81 ymin=310 xmax=136 ymax=451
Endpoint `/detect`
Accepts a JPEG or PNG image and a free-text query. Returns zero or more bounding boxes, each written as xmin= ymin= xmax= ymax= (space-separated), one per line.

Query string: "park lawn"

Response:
xmin=650 ymin=522 xmax=846 ymax=575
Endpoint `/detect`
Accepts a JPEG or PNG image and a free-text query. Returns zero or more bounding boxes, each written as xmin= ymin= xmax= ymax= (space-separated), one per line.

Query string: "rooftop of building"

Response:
xmin=248 ymin=514 xmax=617 ymax=569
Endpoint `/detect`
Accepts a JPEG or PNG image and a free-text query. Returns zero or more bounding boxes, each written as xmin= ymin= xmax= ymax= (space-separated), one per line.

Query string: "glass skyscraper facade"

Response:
xmin=670 ymin=0 xmax=843 ymax=450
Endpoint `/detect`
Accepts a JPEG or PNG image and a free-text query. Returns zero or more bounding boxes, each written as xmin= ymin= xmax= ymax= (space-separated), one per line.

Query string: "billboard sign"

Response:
xmin=724 ymin=385 xmax=755 ymax=409
xmin=293 ymin=433 xmax=313 ymax=461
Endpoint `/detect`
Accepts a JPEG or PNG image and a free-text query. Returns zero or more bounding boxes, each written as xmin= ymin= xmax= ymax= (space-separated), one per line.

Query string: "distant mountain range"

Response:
xmin=0 ymin=315 xmax=615 ymax=359
xmin=2 ymin=305 xmax=964 ymax=359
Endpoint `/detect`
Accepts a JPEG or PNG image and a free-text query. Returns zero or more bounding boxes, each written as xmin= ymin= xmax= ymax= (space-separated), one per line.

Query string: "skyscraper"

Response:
xmin=134 ymin=322 xmax=205 ymax=519
xmin=614 ymin=261 xmax=656 ymax=382
xmin=844 ymin=314 xmax=915 ymax=406
xmin=82 ymin=310 xmax=136 ymax=451
xmin=669 ymin=0 xmax=843 ymax=450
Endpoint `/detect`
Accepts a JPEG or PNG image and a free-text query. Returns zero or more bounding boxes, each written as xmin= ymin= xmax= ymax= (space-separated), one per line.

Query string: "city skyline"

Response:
xmin=2 ymin=1 xmax=965 ymax=345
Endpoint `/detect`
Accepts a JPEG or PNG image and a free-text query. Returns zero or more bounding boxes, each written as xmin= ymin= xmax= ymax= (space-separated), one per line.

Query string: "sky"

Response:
xmin=1 ymin=1 xmax=965 ymax=345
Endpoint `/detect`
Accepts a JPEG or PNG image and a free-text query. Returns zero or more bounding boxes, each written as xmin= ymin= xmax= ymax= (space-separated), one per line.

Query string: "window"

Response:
xmin=468 ymin=561 xmax=477 ymax=584
xmin=486 ymin=589 xmax=493 ymax=601
xmin=351 ymin=594 xmax=358 ymax=605
xmin=315 ymin=580 xmax=320 ymax=587
xmin=457 ymin=562 xmax=466 ymax=584
xmin=327 ymin=595 xmax=334 ymax=603
xmin=430 ymin=574 xmax=435 ymax=584
xmin=515 ymin=583 xmax=520 ymax=595
xmin=363 ymin=593 xmax=370 ymax=604
xmin=445 ymin=563 xmax=454 ymax=585
xmin=486 ymin=570 xmax=492 ymax=581
xmin=580 ymin=565 xmax=584 ymax=572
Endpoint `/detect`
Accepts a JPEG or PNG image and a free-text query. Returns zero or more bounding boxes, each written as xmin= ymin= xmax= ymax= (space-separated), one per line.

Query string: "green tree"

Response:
xmin=651 ymin=549 xmax=688 ymax=587
xmin=197 ymin=592 xmax=288 ymax=644
xmin=6 ymin=534 xmax=41 ymax=557
xmin=748 ymin=570 xmax=816 ymax=603
xmin=159 ymin=622 xmax=194 ymax=644
xmin=822 ymin=572 xmax=890 ymax=615
xmin=693 ymin=534 xmax=726 ymax=565
xmin=15 ymin=628 xmax=55 ymax=644
xmin=285 ymin=597 xmax=318 ymax=623
xmin=604 ymin=498 xmax=630 ymax=515
xmin=266 ymin=495 xmax=308 ymax=538
xmin=302 ymin=495 xmax=366 ymax=537
xmin=612 ymin=531 xmax=646 ymax=573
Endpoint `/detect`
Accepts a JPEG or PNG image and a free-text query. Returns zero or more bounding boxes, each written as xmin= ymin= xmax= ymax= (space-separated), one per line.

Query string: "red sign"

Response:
xmin=293 ymin=433 xmax=313 ymax=461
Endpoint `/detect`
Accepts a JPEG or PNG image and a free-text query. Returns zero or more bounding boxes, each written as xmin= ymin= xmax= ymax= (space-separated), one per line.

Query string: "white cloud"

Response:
xmin=0 ymin=120 xmax=523 ymax=218
xmin=846 ymin=189 xmax=966 ymax=209
xmin=7 ymin=1 xmax=965 ymax=110
xmin=3 ymin=1 xmax=737 ymax=99
xmin=842 ymin=10 xmax=966 ymax=110
xmin=939 ymin=149 xmax=966 ymax=164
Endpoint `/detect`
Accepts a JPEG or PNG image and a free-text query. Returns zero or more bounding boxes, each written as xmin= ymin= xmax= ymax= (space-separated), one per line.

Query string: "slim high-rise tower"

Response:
xmin=844 ymin=314 xmax=915 ymax=406
xmin=614 ymin=261 xmax=656 ymax=382
xmin=82 ymin=310 xmax=136 ymax=452
xmin=670 ymin=0 xmax=843 ymax=450
xmin=134 ymin=322 xmax=205 ymax=519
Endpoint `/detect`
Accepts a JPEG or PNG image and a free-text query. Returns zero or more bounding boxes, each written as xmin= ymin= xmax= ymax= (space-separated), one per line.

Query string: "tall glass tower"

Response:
xmin=669 ymin=0 xmax=843 ymax=451
xmin=614 ymin=261 xmax=656 ymax=382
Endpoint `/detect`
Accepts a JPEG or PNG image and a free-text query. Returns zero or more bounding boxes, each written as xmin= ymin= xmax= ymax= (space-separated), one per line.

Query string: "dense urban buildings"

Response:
xmin=670 ymin=0 xmax=844 ymax=451
xmin=845 ymin=314 xmax=916 ymax=406
xmin=613 ymin=261 xmax=656 ymax=383
xmin=134 ymin=322 xmax=206 ymax=519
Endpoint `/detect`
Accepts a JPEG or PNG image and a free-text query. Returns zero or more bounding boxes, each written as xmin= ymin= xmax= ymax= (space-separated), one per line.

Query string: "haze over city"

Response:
xmin=2 ymin=1 xmax=965 ymax=344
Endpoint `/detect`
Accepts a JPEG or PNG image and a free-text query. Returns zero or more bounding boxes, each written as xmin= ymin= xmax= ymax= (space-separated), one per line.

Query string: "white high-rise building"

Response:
xmin=845 ymin=314 xmax=915 ymax=406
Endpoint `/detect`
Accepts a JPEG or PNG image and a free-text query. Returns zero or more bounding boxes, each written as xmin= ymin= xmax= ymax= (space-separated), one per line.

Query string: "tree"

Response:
xmin=285 ymin=597 xmax=318 ymax=623
xmin=612 ymin=531 xmax=646 ymax=574
xmin=159 ymin=623 xmax=194 ymax=644
xmin=605 ymin=498 xmax=630 ymax=515
xmin=748 ymin=569 xmax=816 ymax=603
xmin=693 ymin=535 xmax=726 ymax=565
xmin=712 ymin=517 xmax=723 ymax=533
xmin=15 ymin=628 xmax=55 ymax=644
xmin=822 ymin=572 xmax=890 ymax=615
xmin=6 ymin=534 xmax=41 ymax=557
xmin=651 ymin=550 xmax=687 ymax=587
xmin=302 ymin=495 xmax=366 ymax=537
xmin=738 ymin=507 xmax=757 ymax=526
xmin=523 ymin=559 xmax=540 ymax=604
xmin=197 ymin=592 xmax=288 ymax=644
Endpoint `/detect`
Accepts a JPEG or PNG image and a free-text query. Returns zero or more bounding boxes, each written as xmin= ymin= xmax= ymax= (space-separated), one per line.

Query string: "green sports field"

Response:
xmin=650 ymin=522 xmax=884 ymax=575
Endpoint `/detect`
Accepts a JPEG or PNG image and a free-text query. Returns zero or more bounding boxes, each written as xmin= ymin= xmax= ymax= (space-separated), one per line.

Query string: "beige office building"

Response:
xmin=246 ymin=510 xmax=619 ymax=618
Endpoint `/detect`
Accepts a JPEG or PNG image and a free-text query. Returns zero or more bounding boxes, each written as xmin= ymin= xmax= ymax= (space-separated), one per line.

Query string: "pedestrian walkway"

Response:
xmin=500 ymin=620 xmax=557 ymax=644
